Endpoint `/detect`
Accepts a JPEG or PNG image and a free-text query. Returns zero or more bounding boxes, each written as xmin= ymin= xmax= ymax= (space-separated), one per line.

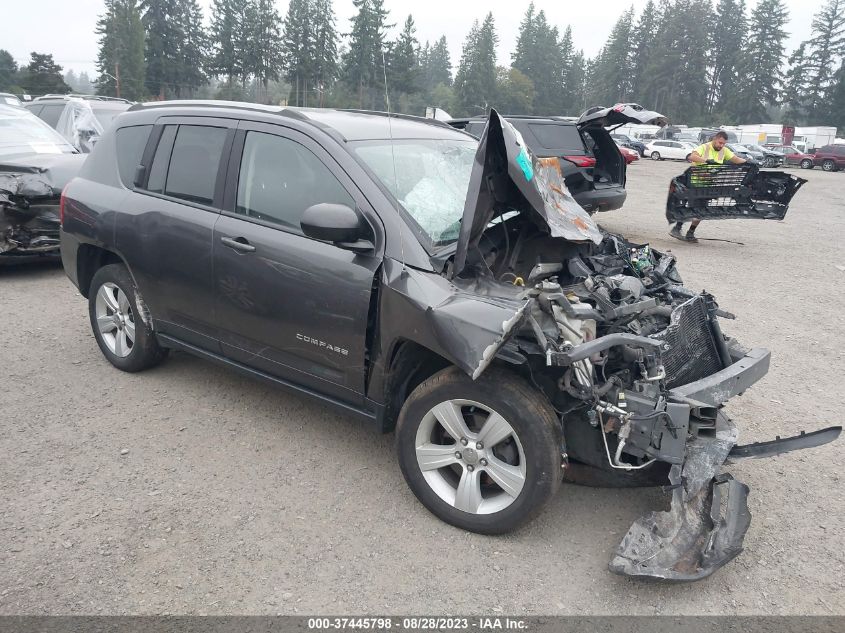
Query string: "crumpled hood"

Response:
xmin=453 ymin=109 xmax=602 ymax=277
xmin=0 ymin=153 xmax=86 ymax=201
xmin=576 ymin=103 xmax=668 ymax=128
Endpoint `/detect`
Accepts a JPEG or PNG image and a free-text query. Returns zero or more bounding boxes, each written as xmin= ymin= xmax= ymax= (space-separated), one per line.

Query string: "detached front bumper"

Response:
xmin=609 ymin=347 xmax=840 ymax=581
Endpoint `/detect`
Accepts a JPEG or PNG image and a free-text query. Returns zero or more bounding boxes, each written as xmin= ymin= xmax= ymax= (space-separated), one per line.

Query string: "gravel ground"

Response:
xmin=0 ymin=159 xmax=842 ymax=616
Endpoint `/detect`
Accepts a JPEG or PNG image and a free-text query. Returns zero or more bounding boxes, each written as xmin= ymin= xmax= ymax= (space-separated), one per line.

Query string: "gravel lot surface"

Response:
xmin=1 ymin=159 xmax=842 ymax=615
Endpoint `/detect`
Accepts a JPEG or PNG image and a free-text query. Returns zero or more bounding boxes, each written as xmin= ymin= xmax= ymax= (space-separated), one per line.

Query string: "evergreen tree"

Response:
xmin=705 ymin=0 xmax=747 ymax=114
xmin=591 ymin=7 xmax=636 ymax=105
xmin=389 ymin=15 xmax=420 ymax=95
xmin=208 ymin=0 xmax=244 ymax=88
xmin=629 ymin=0 xmax=658 ymax=103
xmin=95 ymin=0 xmax=146 ymax=100
xmin=281 ymin=0 xmax=314 ymax=106
xmin=567 ymin=50 xmax=588 ymax=114
xmin=826 ymin=60 xmax=845 ymax=130
xmin=78 ymin=71 xmax=95 ymax=95
xmin=511 ymin=3 xmax=537 ymax=78
xmin=141 ymin=0 xmax=179 ymax=97
xmin=781 ymin=43 xmax=811 ymax=123
xmin=803 ymin=0 xmax=845 ymax=121
xmin=726 ymin=0 xmax=788 ymax=122
xmin=312 ymin=0 xmax=339 ymax=105
xmin=64 ymin=70 xmax=79 ymax=93
xmin=453 ymin=13 xmax=498 ymax=115
xmin=18 ymin=53 xmax=71 ymax=96
xmin=0 ymin=50 xmax=17 ymax=92
xmin=423 ymin=36 xmax=452 ymax=90
xmin=558 ymin=27 xmax=577 ymax=114
xmin=175 ymin=0 xmax=208 ymax=98
xmin=343 ymin=0 xmax=391 ymax=109
xmin=250 ymin=0 xmax=284 ymax=98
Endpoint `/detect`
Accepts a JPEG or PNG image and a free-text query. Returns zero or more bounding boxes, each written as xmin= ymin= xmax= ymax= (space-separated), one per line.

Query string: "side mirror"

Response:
xmin=300 ymin=203 xmax=373 ymax=253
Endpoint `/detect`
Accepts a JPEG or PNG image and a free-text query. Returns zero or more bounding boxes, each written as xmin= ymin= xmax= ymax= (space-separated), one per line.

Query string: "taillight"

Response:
xmin=59 ymin=185 xmax=68 ymax=226
xmin=563 ymin=155 xmax=596 ymax=168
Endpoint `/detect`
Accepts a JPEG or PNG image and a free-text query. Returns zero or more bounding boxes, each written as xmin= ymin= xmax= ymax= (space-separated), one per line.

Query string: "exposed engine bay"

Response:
xmin=404 ymin=109 xmax=842 ymax=580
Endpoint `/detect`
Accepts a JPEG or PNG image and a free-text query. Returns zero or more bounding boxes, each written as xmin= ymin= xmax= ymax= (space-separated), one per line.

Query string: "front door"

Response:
xmin=213 ymin=123 xmax=382 ymax=403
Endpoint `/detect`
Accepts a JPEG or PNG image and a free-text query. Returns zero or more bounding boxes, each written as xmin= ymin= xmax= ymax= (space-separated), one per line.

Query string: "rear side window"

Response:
xmin=145 ymin=124 xmax=227 ymax=206
xmin=527 ymin=123 xmax=584 ymax=153
xmin=38 ymin=104 xmax=66 ymax=128
xmin=235 ymin=131 xmax=354 ymax=232
xmin=115 ymin=125 xmax=152 ymax=188
xmin=165 ymin=125 xmax=227 ymax=205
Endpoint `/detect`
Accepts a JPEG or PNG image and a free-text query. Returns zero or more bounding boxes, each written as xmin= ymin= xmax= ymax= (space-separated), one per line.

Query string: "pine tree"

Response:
xmin=567 ymin=50 xmax=588 ymax=114
xmin=454 ymin=13 xmax=498 ymax=115
xmin=590 ymin=7 xmax=636 ymax=105
xmin=281 ymin=0 xmax=314 ymax=106
xmin=826 ymin=60 xmax=845 ymax=130
xmin=78 ymin=71 xmax=94 ymax=94
xmin=511 ymin=3 xmax=537 ymax=78
xmin=558 ymin=27 xmax=577 ymax=114
xmin=19 ymin=53 xmax=71 ymax=96
xmin=424 ymin=36 xmax=452 ymax=90
xmin=782 ymin=43 xmax=811 ymax=123
xmin=250 ymin=0 xmax=283 ymax=99
xmin=629 ymin=0 xmax=658 ymax=103
xmin=312 ymin=0 xmax=339 ymax=105
xmin=389 ymin=15 xmax=420 ymax=96
xmin=175 ymin=0 xmax=208 ymax=97
xmin=706 ymin=0 xmax=747 ymax=115
xmin=803 ymin=0 xmax=845 ymax=121
xmin=726 ymin=0 xmax=788 ymax=122
xmin=141 ymin=0 xmax=178 ymax=97
xmin=343 ymin=0 xmax=391 ymax=109
xmin=95 ymin=0 xmax=146 ymax=100
xmin=64 ymin=70 xmax=79 ymax=93
xmin=0 ymin=50 xmax=17 ymax=92
xmin=208 ymin=0 xmax=244 ymax=88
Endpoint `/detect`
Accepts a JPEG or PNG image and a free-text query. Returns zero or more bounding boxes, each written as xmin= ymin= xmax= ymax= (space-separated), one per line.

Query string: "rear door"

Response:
xmin=212 ymin=121 xmax=382 ymax=402
xmin=115 ymin=117 xmax=236 ymax=351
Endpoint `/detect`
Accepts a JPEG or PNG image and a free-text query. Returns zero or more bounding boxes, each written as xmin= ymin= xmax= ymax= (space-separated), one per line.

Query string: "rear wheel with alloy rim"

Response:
xmin=88 ymin=264 xmax=167 ymax=372
xmin=650 ymin=151 xmax=661 ymax=160
xmin=396 ymin=367 xmax=561 ymax=534
xmin=822 ymin=159 xmax=836 ymax=172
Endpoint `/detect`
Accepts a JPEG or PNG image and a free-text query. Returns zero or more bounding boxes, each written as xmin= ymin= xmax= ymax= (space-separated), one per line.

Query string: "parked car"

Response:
xmin=0 ymin=104 xmax=85 ymax=263
xmin=727 ymin=143 xmax=763 ymax=163
xmin=645 ymin=139 xmax=698 ymax=161
xmin=0 ymin=92 xmax=23 ymax=107
xmin=617 ymin=144 xmax=639 ymax=164
xmin=767 ymin=145 xmax=815 ymax=169
xmin=60 ymin=102 xmax=837 ymax=581
xmin=24 ymin=96 xmax=131 ymax=152
xmin=745 ymin=144 xmax=784 ymax=168
xmin=811 ymin=144 xmax=845 ymax=171
xmin=448 ymin=103 xmax=667 ymax=213
xmin=610 ymin=133 xmax=647 ymax=157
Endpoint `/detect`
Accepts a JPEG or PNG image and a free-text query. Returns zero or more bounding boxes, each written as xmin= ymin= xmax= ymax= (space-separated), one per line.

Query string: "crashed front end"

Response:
xmin=414 ymin=109 xmax=839 ymax=581
xmin=0 ymin=163 xmax=70 ymax=262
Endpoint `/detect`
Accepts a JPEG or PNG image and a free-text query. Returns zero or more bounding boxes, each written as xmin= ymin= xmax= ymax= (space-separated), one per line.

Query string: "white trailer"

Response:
xmin=794 ymin=126 xmax=837 ymax=151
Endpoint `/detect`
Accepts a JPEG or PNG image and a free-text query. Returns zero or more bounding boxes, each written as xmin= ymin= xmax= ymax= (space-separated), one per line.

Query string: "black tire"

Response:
xmin=800 ymin=159 xmax=813 ymax=169
xmin=650 ymin=151 xmax=661 ymax=161
xmin=88 ymin=263 xmax=167 ymax=372
xmin=396 ymin=366 xmax=561 ymax=535
xmin=822 ymin=159 xmax=836 ymax=172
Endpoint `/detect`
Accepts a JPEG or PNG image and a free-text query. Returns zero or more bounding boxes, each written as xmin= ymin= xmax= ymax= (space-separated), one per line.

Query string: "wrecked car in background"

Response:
xmin=60 ymin=102 xmax=839 ymax=581
xmin=25 ymin=96 xmax=131 ymax=153
xmin=0 ymin=104 xmax=85 ymax=263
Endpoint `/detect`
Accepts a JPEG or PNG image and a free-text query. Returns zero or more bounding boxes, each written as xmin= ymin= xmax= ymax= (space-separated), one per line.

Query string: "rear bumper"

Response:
xmin=578 ymin=185 xmax=626 ymax=213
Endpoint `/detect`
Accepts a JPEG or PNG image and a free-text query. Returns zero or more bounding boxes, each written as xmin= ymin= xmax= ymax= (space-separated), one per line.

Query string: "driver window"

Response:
xmin=236 ymin=131 xmax=354 ymax=232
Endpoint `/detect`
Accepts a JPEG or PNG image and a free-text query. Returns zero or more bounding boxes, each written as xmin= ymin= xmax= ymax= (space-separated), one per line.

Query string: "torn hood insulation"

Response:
xmin=452 ymin=109 xmax=602 ymax=277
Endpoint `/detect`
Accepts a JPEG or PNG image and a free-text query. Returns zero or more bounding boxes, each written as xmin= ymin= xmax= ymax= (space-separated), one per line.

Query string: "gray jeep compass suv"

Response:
xmin=60 ymin=101 xmax=837 ymax=581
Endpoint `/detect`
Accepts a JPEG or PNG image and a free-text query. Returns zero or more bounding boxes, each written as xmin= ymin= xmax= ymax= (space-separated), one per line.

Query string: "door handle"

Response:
xmin=220 ymin=236 xmax=256 ymax=253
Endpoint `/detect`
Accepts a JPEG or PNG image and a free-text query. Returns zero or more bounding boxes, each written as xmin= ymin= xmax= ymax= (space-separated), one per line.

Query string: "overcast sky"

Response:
xmin=5 ymin=0 xmax=820 ymax=77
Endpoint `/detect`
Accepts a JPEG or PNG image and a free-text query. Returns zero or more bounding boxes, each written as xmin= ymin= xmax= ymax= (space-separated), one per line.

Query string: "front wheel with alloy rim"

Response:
xmin=822 ymin=159 xmax=836 ymax=172
xmin=88 ymin=263 xmax=167 ymax=372
xmin=396 ymin=367 xmax=561 ymax=534
xmin=800 ymin=159 xmax=813 ymax=169
xmin=650 ymin=151 xmax=661 ymax=160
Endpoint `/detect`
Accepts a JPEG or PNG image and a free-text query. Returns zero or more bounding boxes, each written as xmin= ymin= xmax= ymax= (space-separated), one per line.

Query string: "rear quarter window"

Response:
xmin=526 ymin=123 xmax=585 ymax=154
xmin=115 ymin=125 xmax=152 ymax=188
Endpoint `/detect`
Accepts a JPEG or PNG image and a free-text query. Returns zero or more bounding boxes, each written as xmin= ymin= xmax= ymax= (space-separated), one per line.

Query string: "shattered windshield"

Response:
xmin=0 ymin=107 xmax=77 ymax=158
xmin=352 ymin=139 xmax=477 ymax=245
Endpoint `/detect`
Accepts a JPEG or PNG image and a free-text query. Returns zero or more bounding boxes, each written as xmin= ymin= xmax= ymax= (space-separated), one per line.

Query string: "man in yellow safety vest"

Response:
xmin=670 ymin=130 xmax=748 ymax=243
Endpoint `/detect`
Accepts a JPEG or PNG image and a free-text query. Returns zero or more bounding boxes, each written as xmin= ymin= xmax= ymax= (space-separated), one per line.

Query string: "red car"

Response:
xmin=767 ymin=145 xmax=815 ymax=169
xmin=811 ymin=144 xmax=845 ymax=171
xmin=618 ymin=145 xmax=639 ymax=164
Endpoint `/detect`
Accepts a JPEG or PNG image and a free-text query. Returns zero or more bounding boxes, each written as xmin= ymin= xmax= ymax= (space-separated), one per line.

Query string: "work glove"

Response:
xmin=705 ymin=159 xmax=718 ymax=165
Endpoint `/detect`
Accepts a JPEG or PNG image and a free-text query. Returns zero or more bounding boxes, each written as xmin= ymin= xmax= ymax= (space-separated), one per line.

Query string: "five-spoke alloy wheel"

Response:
xmin=397 ymin=367 xmax=561 ymax=534
xmin=88 ymin=264 xmax=167 ymax=372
